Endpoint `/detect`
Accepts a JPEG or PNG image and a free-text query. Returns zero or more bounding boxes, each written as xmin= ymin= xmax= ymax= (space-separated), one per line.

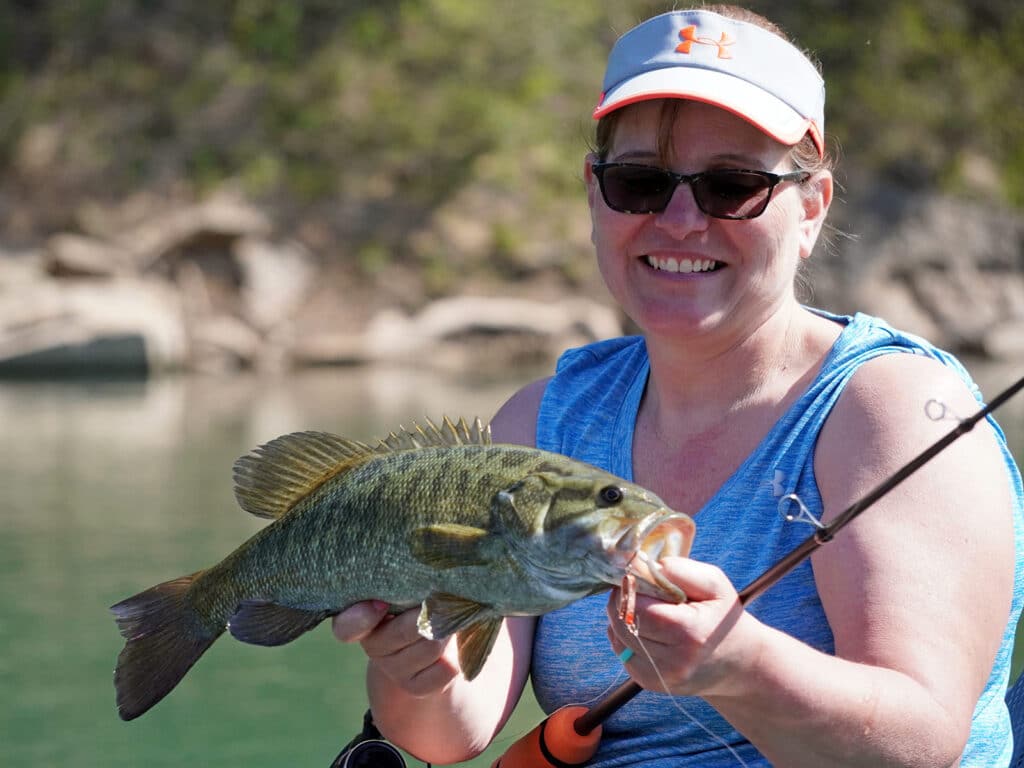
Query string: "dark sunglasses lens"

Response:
xmin=600 ymin=166 xmax=676 ymax=213
xmin=693 ymin=171 xmax=773 ymax=219
xmin=335 ymin=740 xmax=406 ymax=768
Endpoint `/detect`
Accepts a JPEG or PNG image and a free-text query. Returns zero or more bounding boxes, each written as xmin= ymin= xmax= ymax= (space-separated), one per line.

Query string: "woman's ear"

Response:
xmin=584 ymin=153 xmax=600 ymax=208
xmin=798 ymin=170 xmax=833 ymax=260
xmin=584 ymin=153 xmax=600 ymax=245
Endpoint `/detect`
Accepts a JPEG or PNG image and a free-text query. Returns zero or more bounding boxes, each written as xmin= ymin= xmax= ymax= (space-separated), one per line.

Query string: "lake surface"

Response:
xmin=2 ymin=360 xmax=1022 ymax=767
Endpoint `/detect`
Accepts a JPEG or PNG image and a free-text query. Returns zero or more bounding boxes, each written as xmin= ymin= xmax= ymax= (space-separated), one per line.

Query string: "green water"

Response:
xmin=0 ymin=368 xmax=546 ymax=768
xmin=2 ymin=363 xmax=1022 ymax=767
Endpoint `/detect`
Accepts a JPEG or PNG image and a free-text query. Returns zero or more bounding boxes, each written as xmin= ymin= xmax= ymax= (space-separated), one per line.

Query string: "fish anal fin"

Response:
xmin=228 ymin=601 xmax=331 ymax=646
xmin=456 ymin=618 xmax=503 ymax=681
xmin=110 ymin=572 xmax=222 ymax=721
xmin=409 ymin=524 xmax=491 ymax=568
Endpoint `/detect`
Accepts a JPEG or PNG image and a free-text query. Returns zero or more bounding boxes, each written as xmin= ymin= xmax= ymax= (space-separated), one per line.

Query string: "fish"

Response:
xmin=110 ymin=416 xmax=695 ymax=721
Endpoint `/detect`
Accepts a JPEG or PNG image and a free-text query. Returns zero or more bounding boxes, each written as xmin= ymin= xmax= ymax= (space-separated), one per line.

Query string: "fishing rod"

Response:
xmin=491 ymin=372 xmax=1024 ymax=768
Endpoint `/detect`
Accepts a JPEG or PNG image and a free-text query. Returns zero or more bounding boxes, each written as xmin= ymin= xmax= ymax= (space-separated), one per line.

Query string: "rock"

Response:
xmin=0 ymin=247 xmax=47 ymax=287
xmin=289 ymin=332 xmax=368 ymax=367
xmin=116 ymin=190 xmax=271 ymax=272
xmin=45 ymin=233 xmax=133 ymax=278
xmin=189 ymin=313 xmax=264 ymax=374
xmin=0 ymin=278 xmax=188 ymax=376
xmin=984 ymin=321 xmax=1024 ymax=360
xmin=359 ymin=295 xmax=621 ymax=370
xmin=855 ymin=279 xmax=943 ymax=342
xmin=835 ymin=191 xmax=1024 ymax=360
xmin=235 ymin=236 xmax=318 ymax=333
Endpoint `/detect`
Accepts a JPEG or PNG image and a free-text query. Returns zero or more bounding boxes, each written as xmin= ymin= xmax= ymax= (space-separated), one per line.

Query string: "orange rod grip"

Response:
xmin=491 ymin=705 xmax=602 ymax=768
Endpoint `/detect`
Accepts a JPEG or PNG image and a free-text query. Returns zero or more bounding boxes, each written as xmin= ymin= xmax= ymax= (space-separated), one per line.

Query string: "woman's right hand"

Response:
xmin=332 ymin=601 xmax=461 ymax=697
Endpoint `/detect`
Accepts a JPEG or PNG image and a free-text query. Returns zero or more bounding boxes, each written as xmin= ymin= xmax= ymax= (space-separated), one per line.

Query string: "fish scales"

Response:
xmin=111 ymin=417 xmax=695 ymax=721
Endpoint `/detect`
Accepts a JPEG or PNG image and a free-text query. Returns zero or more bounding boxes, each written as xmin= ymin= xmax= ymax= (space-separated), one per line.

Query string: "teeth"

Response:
xmin=645 ymin=256 xmax=718 ymax=273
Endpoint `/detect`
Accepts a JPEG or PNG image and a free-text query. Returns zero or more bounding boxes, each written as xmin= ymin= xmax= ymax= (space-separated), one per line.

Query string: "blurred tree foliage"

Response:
xmin=0 ymin=0 xmax=1021 ymax=252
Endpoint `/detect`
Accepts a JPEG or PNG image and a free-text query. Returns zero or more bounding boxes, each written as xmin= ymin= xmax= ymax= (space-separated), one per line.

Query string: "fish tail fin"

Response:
xmin=110 ymin=571 xmax=223 ymax=721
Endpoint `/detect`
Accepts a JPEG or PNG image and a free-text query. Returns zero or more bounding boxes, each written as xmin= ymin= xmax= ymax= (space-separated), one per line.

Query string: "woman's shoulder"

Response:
xmin=815 ymin=350 xmax=1006 ymax=514
xmin=489 ymin=377 xmax=550 ymax=446
xmin=827 ymin=349 xmax=980 ymax=431
xmin=489 ymin=335 xmax=649 ymax=448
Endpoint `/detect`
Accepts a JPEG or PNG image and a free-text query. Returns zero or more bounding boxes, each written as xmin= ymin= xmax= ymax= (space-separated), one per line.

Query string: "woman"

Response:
xmin=333 ymin=6 xmax=1024 ymax=766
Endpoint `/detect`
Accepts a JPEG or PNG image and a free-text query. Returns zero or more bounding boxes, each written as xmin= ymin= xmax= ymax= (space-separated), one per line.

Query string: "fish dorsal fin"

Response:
xmin=233 ymin=431 xmax=379 ymax=519
xmin=232 ymin=418 xmax=490 ymax=520
xmin=377 ymin=416 xmax=491 ymax=452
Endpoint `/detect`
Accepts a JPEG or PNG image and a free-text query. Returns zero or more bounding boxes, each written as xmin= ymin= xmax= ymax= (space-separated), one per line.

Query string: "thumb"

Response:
xmin=655 ymin=557 xmax=737 ymax=603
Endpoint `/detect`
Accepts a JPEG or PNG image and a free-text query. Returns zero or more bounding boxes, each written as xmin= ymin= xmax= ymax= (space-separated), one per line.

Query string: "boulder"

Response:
xmin=358 ymin=295 xmax=622 ymax=370
xmin=829 ymin=191 xmax=1024 ymax=359
xmin=0 ymin=278 xmax=188 ymax=376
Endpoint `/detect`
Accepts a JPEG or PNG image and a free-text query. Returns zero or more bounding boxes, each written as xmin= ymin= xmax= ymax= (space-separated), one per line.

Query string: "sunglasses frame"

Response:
xmin=591 ymin=162 xmax=810 ymax=220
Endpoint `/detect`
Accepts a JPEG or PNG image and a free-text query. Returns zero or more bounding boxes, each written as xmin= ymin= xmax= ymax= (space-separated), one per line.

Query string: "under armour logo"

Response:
xmin=770 ymin=470 xmax=786 ymax=497
xmin=676 ymin=25 xmax=734 ymax=59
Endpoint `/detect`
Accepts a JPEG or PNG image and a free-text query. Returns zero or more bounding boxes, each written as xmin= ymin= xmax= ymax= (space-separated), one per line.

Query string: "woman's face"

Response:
xmin=585 ymin=99 xmax=830 ymax=343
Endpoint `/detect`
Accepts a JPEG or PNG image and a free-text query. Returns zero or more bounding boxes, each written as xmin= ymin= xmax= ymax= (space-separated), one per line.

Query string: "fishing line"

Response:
xmin=567 ymin=372 xmax=1024 ymax=746
xmin=582 ymin=665 xmax=633 ymax=707
xmin=630 ymin=631 xmax=751 ymax=768
xmin=488 ymin=374 xmax=1024 ymax=768
xmin=618 ymin=581 xmax=750 ymax=768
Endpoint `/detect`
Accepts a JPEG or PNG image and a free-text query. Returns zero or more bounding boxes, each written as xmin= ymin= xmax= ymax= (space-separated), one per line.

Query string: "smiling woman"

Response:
xmin=330 ymin=5 xmax=1024 ymax=768
xmin=585 ymin=97 xmax=832 ymax=343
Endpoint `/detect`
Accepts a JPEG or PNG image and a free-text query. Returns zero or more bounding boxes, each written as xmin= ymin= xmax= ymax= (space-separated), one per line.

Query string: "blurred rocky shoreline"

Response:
xmin=1 ymin=184 xmax=1022 ymax=378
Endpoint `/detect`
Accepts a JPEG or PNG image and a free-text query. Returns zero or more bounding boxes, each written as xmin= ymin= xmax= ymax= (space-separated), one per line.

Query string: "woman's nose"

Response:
xmin=654 ymin=181 xmax=710 ymax=236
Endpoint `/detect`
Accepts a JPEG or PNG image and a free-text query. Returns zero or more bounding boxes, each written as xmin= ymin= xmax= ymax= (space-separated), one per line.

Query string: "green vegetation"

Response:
xmin=1 ymin=0 xmax=1021 ymax=272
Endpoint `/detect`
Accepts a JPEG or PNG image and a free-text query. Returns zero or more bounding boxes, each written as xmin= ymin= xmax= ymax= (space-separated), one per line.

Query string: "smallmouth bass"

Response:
xmin=111 ymin=417 xmax=695 ymax=720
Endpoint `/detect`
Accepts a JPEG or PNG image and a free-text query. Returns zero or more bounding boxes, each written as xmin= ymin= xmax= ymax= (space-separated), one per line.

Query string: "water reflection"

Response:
xmin=0 ymin=366 xmax=545 ymax=768
xmin=2 ymin=361 xmax=1022 ymax=768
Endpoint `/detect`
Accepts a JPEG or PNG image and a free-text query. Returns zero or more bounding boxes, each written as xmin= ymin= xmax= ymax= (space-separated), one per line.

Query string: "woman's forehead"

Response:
xmin=609 ymin=99 xmax=787 ymax=165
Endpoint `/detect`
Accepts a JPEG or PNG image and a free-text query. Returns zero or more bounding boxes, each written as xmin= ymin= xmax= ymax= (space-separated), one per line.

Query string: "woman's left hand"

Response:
xmin=606 ymin=556 xmax=761 ymax=697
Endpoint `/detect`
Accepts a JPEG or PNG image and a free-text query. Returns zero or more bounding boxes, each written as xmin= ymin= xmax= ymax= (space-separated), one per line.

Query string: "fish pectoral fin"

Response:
xmin=409 ymin=524 xmax=491 ymax=569
xmin=228 ymin=601 xmax=331 ymax=646
xmin=417 ymin=592 xmax=493 ymax=640
xmin=456 ymin=618 xmax=503 ymax=681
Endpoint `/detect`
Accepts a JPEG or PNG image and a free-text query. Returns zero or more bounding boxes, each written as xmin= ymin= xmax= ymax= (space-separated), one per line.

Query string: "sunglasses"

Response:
xmin=591 ymin=162 xmax=810 ymax=220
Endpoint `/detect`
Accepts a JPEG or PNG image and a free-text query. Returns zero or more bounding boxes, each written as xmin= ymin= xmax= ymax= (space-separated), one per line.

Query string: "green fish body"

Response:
xmin=111 ymin=417 xmax=694 ymax=721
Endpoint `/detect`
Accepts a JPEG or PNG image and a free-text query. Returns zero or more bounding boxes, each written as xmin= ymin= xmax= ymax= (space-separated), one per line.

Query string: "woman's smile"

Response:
xmin=643 ymin=255 xmax=724 ymax=274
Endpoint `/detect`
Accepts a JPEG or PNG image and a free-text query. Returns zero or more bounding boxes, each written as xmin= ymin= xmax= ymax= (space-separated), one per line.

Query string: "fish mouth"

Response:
xmin=608 ymin=511 xmax=695 ymax=602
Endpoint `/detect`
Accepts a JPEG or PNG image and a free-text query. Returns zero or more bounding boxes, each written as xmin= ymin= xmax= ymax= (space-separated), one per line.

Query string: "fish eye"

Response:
xmin=598 ymin=485 xmax=624 ymax=507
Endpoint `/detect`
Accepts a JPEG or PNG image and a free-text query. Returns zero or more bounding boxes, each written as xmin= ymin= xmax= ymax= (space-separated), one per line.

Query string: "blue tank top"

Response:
xmin=533 ymin=311 xmax=1024 ymax=767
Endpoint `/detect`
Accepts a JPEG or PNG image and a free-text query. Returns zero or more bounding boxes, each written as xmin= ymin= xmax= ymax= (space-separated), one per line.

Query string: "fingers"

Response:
xmin=332 ymin=600 xmax=391 ymax=642
xmin=333 ymin=602 xmax=460 ymax=696
xmin=653 ymin=556 xmax=735 ymax=603
xmin=604 ymin=558 xmax=748 ymax=695
xmin=607 ymin=558 xmax=736 ymax=638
